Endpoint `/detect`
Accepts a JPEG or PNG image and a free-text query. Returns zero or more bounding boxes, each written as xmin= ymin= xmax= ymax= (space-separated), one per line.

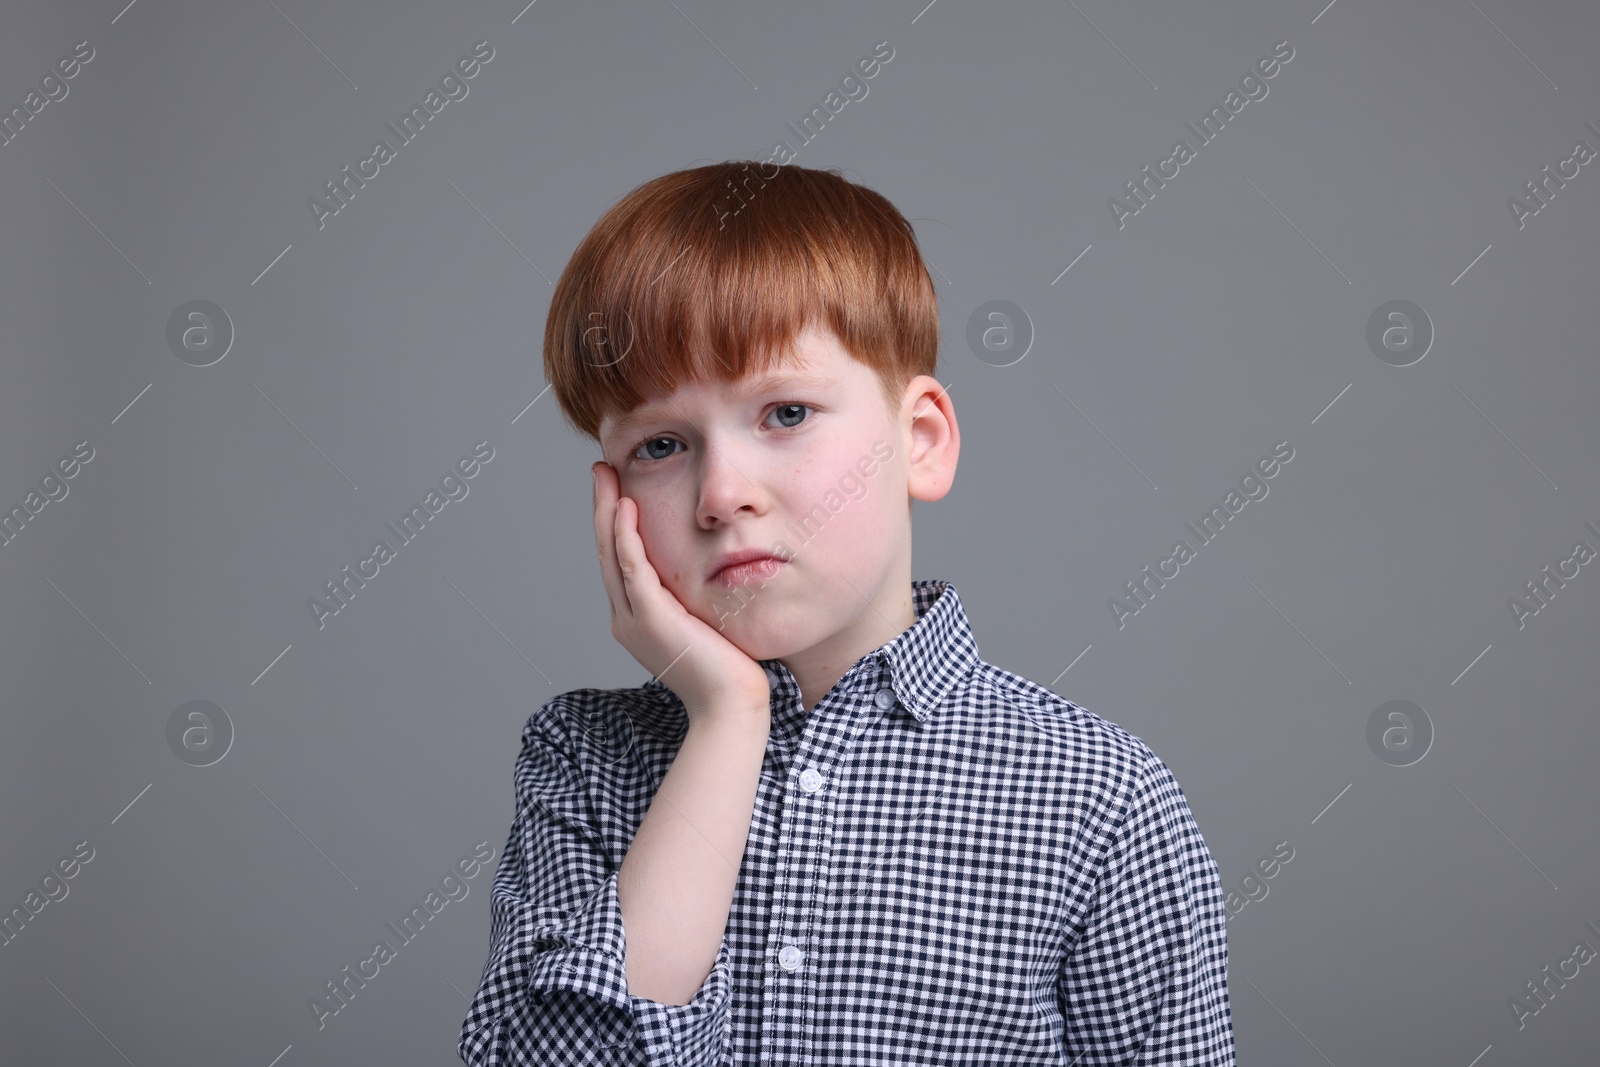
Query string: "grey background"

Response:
xmin=3 ymin=0 xmax=1597 ymax=1063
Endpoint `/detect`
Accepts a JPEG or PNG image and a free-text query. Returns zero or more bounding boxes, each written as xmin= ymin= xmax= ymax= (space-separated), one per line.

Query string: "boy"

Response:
xmin=459 ymin=161 xmax=1235 ymax=1065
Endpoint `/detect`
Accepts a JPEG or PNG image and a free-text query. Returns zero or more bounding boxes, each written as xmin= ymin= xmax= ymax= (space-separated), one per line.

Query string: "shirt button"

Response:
xmin=778 ymin=945 xmax=805 ymax=971
xmin=797 ymin=767 xmax=824 ymax=793
xmin=873 ymin=687 xmax=897 ymax=709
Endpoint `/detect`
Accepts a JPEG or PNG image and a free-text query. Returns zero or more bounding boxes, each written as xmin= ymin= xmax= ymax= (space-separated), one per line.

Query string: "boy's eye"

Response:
xmin=634 ymin=436 xmax=683 ymax=462
xmin=769 ymin=403 xmax=809 ymax=428
xmin=627 ymin=403 xmax=815 ymax=464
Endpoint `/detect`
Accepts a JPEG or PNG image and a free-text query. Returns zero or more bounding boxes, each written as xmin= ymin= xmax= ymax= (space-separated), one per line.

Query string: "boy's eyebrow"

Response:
xmin=603 ymin=371 xmax=839 ymax=441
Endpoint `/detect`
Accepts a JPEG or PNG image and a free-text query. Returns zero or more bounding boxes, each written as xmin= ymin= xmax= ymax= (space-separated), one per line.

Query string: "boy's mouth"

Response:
xmin=708 ymin=549 xmax=788 ymax=587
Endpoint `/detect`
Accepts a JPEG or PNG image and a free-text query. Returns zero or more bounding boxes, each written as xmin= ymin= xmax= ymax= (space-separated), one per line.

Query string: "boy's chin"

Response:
xmin=701 ymin=609 xmax=796 ymax=662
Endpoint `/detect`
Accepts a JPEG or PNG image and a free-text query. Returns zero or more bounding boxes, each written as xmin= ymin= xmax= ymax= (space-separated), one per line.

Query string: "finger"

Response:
xmin=613 ymin=493 xmax=658 ymax=617
xmin=592 ymin=463 xmax=627 ymax=618
xmin=618 ymin=493 xmax=674 ymax=619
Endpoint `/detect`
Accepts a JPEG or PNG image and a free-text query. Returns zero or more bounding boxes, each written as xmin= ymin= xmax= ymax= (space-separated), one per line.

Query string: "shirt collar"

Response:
xmin=642 ymin=578 xmax=979 ymax=726
xmin=862 ymin=578 xmax=980 ymax=724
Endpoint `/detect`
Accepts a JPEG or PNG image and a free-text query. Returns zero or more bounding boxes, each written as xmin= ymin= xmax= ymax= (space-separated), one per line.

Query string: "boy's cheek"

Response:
xmin=633 ymin=507 xmax=689 ymax=587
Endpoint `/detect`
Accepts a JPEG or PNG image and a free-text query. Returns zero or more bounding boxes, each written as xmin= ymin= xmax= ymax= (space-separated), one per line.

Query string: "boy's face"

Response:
xmin=597 ymin=323 xmax=948 ymax=662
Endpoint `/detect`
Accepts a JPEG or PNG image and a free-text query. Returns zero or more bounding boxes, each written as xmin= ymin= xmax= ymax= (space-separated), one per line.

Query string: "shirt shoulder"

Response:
xmin=518 ymin=681 xmax=685 ymax=748
xmin=967 ymin=659 xmax=1158 ymax=761
xmin=960 ymin=659 xmax=1169 ymax=816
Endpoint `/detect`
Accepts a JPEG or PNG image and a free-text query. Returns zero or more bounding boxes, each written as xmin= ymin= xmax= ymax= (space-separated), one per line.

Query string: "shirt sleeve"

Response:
xmin=1058 ymin=748 xmax=1236 ymax=1065
xmin=458 ymin=699 xmax=735 ymax=1066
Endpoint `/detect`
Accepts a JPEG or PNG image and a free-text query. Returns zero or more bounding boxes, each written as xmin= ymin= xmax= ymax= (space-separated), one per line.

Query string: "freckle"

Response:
xmin=673 ymin=572 xmax=680 ymax=582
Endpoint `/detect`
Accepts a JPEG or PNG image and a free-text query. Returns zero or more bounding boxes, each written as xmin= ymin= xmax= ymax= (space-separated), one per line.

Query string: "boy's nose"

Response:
xmin=696 ymin=463 xmax=765 ymax=526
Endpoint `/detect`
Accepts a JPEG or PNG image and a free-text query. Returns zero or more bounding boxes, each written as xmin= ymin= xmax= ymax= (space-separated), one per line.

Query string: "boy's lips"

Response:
xmin=710 ymin=557 xmax=788 ymax=589
xmin=708 ymin=548 xmax=788 ymax=586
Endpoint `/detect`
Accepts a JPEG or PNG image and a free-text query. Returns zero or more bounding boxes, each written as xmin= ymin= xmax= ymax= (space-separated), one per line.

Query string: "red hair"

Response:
xmin=543 ymin=161 xmax=939 ymax=444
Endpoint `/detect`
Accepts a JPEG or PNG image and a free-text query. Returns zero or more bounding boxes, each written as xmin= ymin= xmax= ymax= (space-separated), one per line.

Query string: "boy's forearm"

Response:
xmin=617 ymin=706 xmax=769 ymax=1006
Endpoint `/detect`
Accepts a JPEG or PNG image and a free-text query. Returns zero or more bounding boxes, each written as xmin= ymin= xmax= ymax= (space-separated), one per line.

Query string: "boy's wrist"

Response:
xmin=685 ymin=698 xmax=772 ymax=739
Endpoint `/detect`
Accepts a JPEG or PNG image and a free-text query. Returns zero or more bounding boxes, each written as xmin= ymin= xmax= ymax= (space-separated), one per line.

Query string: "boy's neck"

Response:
xmin=779 ymin=567 xmax=917 ymax=716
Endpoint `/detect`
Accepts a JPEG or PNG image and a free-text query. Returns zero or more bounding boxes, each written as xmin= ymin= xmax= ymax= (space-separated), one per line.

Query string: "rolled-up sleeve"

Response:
xmin=1058 ymin=748 xmax=1236 ymax=1065
xmin=459 ymin=700 xmax=735 ymax=1065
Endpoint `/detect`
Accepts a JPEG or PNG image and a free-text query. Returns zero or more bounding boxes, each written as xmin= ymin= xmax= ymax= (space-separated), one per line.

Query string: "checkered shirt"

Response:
xmin=459 ymin=578 xmax=1235 ymax=1065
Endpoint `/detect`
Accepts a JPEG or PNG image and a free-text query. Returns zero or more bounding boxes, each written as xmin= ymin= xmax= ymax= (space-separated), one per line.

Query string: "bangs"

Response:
xmin=544 ymin=161 xmax=938 ymax=443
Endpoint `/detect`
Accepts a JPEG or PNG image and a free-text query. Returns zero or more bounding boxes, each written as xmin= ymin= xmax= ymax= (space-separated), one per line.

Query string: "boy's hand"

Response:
xmin=592 ymin=461 xmax=772 ymax=728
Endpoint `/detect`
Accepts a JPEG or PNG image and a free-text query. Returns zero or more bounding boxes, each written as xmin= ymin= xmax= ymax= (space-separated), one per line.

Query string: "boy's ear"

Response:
xmin=902 ymin=375 xmax=958 ymax=503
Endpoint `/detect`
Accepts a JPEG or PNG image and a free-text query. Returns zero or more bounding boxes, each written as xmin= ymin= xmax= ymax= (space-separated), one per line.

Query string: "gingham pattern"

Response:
xmin=458 ymin=579 xmax=1235 ymax=1065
